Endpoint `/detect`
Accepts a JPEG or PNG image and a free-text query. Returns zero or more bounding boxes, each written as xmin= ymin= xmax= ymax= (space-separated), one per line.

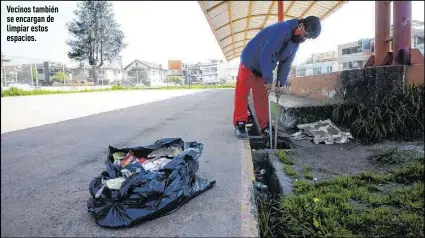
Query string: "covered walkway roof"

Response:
xmin=199 ymin=1 xmax=348 ymax=61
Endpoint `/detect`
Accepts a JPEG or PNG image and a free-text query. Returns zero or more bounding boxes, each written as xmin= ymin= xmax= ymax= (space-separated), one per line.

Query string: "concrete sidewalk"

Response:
xmin=1 ymin=89 xmax=206 ymax=134
xmin=0 ymin=89 xmax=258 ymax=237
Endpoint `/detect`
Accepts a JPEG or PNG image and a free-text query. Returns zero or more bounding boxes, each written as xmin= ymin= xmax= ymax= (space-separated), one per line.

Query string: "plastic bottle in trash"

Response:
xmin=254 ymin=181 xmax=268 ymax=192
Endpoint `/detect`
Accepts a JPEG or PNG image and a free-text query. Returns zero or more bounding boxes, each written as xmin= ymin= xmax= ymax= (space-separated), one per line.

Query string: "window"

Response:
xmin=297 ymin=69 xmax=306 ymax=77
xmin=37 ymin=69 xmax=44 ymax=74
xmin=348 ymin=62 xmax=353 ymax=69
xmin=210 ymin=67 xmax=218 ymax=73
xmin=349 ymin=46 xmax=361 ymax=54
xmin=417 ymin=37 xmax=424 ymax=46
xmin=313 ymin=67 xmax=321 ymax=75
xmin=357 ymin=60 xmax=363 ymax=68
xmin=343 ymin=62 xmax=347 ymax=69
xmin=152 ymin=70 xmax=156 ymax=76
xmin=327 ymin=66 xmax=333 ymax=73
xmin=342 ymin=48 xmax=348 ymax=55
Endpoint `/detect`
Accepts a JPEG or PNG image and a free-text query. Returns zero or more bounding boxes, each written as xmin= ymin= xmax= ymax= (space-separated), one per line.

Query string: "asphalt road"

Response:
xmin=1 ymin=89 xmax=247 ymax=237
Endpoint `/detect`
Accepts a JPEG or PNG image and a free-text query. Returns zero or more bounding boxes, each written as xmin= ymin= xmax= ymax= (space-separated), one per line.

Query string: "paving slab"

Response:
xmin=0 ymin=89 xmax=258 ymax=237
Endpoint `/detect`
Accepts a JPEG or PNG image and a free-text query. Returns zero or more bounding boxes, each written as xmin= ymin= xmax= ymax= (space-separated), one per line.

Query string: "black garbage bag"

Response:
xmin=87 ymin=138 xmax=216 ymax=228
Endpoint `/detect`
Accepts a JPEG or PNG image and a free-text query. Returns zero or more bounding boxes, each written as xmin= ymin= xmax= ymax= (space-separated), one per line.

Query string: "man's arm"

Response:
xmin=260 ymin=25 xmax=291 ymax=84
xmin=276 ymin=48 xmax=297 ymax=87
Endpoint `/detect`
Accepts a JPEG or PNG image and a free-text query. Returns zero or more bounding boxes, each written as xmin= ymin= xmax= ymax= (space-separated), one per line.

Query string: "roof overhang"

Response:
xmin=199 ymin=1 xmax=349 ymax=61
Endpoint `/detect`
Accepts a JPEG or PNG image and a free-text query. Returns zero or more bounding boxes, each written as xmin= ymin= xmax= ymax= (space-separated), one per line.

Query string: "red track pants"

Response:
xmin=233 ymin=63 xmax=269 ymax=129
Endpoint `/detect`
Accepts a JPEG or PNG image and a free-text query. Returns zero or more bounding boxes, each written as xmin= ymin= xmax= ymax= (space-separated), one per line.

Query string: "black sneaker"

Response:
xmin=235 ymin=121 xmax=249 ymax=140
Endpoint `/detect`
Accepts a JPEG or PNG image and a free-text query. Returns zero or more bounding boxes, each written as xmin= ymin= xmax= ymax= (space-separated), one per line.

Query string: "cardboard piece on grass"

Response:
xmin=291 ymin=119 xmax=353 ymax=144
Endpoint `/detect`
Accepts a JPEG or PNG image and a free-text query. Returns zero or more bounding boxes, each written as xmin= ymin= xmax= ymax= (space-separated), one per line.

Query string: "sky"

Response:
xmin=1 ymin=1 xmax=424 ymax=68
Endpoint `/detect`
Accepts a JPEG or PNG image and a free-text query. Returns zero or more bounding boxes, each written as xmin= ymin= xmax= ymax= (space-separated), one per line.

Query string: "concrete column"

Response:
xmin=374 ymin=1 xmax=391 ymax=65
xmin=392 ymin=1 xmax=412 ymax=65
xmin=278 ymin=1 xmax=284 ymax=22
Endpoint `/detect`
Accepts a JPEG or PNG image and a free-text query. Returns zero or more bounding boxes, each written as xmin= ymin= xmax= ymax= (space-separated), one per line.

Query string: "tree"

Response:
xmin=32 ymin=65 xmax=38 ymax=82
xmin=167 ymin=76 xmax=183 ymax=85
xmin=52 ymin=72 xmax=70 ymax=83
xmin=67 ymin=1 xmax=125 ymax=85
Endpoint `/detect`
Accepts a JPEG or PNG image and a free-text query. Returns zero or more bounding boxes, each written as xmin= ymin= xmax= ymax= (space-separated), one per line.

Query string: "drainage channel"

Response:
xmin=246 ymin=106 xmax=293 ymax=238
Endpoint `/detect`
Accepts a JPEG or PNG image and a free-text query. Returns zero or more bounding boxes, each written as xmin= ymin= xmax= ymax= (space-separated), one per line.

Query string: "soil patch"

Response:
xmin=279 ymin=139 xmax=423 ymax=182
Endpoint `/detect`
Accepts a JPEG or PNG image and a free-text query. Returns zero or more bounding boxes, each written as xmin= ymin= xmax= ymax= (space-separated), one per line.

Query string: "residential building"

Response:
xmin=337 ymin=38 xmax=373 ymax=70
xmin=70 ymin=63 xmax=120 ymax=84
xmin=219 ymin=63 xmax=238 ymax=84
xmin=199 ymin=60 xmax=220 ymax=84
xmin=183 ymin=63 xmax=202 ymax=84
xmin=338 ymin=20 xmax=424 ymax=70
xmin=99 ymin=64 xmax=123 ymax=84
xmin=181 ymin=60 xmax=225 ymax=85
xmin=293 ymin=51 xmax=339 ymax=77
xmin=124 ymin=60 xmax=167 ymax=87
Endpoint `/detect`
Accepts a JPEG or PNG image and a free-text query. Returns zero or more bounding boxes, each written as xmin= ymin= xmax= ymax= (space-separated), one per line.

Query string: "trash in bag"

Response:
xmin=87 ymin=138 xmax=216 ymax=228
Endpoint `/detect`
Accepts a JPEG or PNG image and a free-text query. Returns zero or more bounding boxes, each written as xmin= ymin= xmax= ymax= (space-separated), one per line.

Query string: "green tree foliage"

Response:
xmin=32 ymin=65 xmax=38 ymax=82
xmin=52 ymin=72 xmax=70 ymax=83
xmin=67 ymin=1 xmax=125 ymax=84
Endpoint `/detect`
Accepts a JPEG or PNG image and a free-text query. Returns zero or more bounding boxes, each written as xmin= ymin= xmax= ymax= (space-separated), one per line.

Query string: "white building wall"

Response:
xmin=295 ymin=61 xmax=338 ymax=77
xmin=103 ymin=69 xmax=122 ymax=82
xmin=200 ymin=62 xmax=219 ymax=84
xmin=149 ymin=69 xmax=168 ymax=87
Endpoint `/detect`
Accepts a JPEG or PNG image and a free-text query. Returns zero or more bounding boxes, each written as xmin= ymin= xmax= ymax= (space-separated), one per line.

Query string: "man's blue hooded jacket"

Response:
xmin=240 ymin=19 xmax=300 ymax=86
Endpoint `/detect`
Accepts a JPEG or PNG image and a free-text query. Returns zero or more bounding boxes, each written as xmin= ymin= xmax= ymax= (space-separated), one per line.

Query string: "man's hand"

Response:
xmin=264 ymin=83 xmax=273 ymax=93
xmin=264 ymin=83 xmax=285 ymax=95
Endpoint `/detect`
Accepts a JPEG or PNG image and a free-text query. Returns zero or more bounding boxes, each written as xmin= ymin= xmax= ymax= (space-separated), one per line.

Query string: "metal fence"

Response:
xmin=1 ymin=55 xmax=237 ymax=89
xmin=1 ymin=55 xmax=76 ymax=88
xmin=1 ymin=55 xmax=124 ymax=88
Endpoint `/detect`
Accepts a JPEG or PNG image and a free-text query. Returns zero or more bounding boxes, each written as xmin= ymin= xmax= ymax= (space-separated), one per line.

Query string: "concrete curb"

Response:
xmin=240 ymin=140 xmax=260 ymax=237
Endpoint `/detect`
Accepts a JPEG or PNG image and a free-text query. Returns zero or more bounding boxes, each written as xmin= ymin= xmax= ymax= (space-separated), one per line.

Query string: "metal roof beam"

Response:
xmin=284 ymin=1 xmax=296 ymax=16
xmin=322 ymin=1 xmax=343 ymax=19
xmin=219 ymin=28 xmax=262 ymax=42
xmin=206 ymin=1 xmax=226 ymax=12
xmin=215 ymin=13 xmax=297 ymax=31
xmin=222 ymin=39 xmax=252 ymax=51
xmin=228 ymin=1 xmax=235 ymax=55
xmin=261 ymin=1 xmax=276 ymax=29
xmin=243 ymin=1 xmax=253 ymax=47
xmin=224 ymin=45 xmax=245 ymax=55
xmin=300 ymin=1 xmax=317 ymax=18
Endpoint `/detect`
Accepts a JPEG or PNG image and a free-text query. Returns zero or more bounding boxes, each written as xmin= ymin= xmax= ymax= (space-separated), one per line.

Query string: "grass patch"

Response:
xmin=276 ymin=150 xmax=294 ymax=165
xmin=256 ymin=194 xmax=285 ymax=238
xmin=1 ymin=84 xmax=235 ymax=97
xmin=367 ymin=148 xmax=400 ymax=165
xmin=283 ymin=164 xmax=298 ymax=177
xmin=304 ymin=167 xmax=314 ymax=180
xmin=258 ymin=153 xmax=425 ymax=238
xmin=332 ymin=85 xmax=424 ymax=145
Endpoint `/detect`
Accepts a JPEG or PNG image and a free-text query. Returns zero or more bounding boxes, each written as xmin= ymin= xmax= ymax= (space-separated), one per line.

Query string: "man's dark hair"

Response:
xmin=301 ymin=16 xmax=321 ymax=39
